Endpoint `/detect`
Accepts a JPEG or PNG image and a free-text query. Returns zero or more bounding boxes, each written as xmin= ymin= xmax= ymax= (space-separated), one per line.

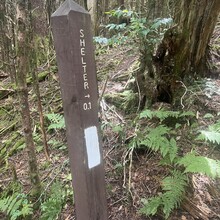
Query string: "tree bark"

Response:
xmin=84 ymin=0 xmax=88 ymax=10
xmin=171 ymin=0 xmax=220 ymax=77
xmin=87 ymin=0 xmax=98 ymax=35
xmin=16 ymin=0 xmax=41 ymax=197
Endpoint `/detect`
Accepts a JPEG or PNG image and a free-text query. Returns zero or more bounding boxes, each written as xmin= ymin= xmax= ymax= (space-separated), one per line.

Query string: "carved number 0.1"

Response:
xmin=83 ymin=102 xmax=92 ymax=110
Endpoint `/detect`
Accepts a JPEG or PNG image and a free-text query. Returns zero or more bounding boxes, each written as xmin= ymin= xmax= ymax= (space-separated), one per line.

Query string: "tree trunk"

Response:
xmin=0 ymin=0 xmax=15 ymax=81
xmin=171 ymin=1 xmax=220 ymax=77
xmin=84 ymin=0 xmax=88 ymax=10
xmin=16 ymin=0 xmax=41 ymax=197
xmin=28 ymin=0 xmax=50 ymax=161
xmin=87 ymin=0 xmax=98 ymax=35
xmin=137 ymin=0 xmax=220 ymax=107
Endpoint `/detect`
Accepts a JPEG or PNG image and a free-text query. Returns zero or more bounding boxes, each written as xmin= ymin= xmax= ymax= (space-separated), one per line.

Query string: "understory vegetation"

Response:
xmin=1 ymin=4 xmax=220 ymax=220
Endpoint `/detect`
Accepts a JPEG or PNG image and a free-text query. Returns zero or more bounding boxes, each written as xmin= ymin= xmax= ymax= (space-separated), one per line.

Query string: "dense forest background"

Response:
xmin=0 ymin=0 xmax=220 ymax=219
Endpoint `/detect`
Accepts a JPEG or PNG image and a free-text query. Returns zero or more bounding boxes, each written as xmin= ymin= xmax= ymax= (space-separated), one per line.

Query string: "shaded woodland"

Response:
xmin=0 ymin=0 xmax=220 ymax=219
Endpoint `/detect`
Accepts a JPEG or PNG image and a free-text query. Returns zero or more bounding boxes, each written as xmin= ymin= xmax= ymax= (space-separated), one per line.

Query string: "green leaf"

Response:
xmin=140 ymin=109 xmax=181 ymax=121
xmin=203 ymin=113 xmax=214 ymax=119
xmin=21 ymin=203 xmax=33 ymax=217
xmin=8 ymin=198 xmax=22 ymax=216
xmin=112 ymin=125 xmax=123 ymax=133
xmin=179 ymin=111 xmax=195 ymax=117
xmin=140 ymin=125 xmax=170 ymax=155
xmin=140 ymin=170 xmax=187 ymax=219
xmin=40 ymin=182 xmax=65 ymax=220
xmin=169 ymin=138 xmax=178 ymax=162
xmin=142 ymin=29 xmax=150 ymax=36
xmin=139 ymin=109 xmax=154 ymax=119
xmin=46 ymin=113 xmax=65 ymax=130
xmin=161 ymin=170 xmax=187 ymax=218
xmin=0 ymin=193 xmax=33 ymax=220
xmin=198 ymin=130 xmax=220 ymax=145
xmin=178 ymin=153 xmax=220 ymax=178
xmin=151 ymin=18 xmax=173 ymax=29
xmin=139 ymin=197 xmax=161 ymax=216
xmin=11 ymin=210 xmax=21 ymax=220
xmin=209 ymin=120 xmax=220 ymax=132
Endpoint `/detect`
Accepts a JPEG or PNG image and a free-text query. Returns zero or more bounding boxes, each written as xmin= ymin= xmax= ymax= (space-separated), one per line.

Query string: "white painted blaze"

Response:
xmin=84 ymin=126 xmax=101 ymax=169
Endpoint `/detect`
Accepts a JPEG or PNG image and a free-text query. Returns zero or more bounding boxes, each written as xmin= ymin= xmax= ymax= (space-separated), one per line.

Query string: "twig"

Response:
xmin=109 ymin=196 xmax=127 ymax=207
xmin=98 ymin=75 xmax=109 ymax=105
xmin=128 ymin=145 xmax=135 ymax=201
xmin=104 ymin=145 xmax=117 ymax=159
xmin=135 ymin=77 xmax=141 ymax=113
xmin=34 ymin=160 xmax=68 ymax=204
xmin=105 ymin=102 xmax=125 ymax=123
xmin=65 ymin=214 xmax=76 ymax=220
xmin=123 ymin=148 xmax=130 ymax=188
xmin=122 ymin=145 xmax=135 ymax=204
xmin=0 ymin=178 xmax=12 ymax=183
xmin=176 ymin=80 xmax=188 ymax=109
xmin=0 ymin=121 xmax=17 ymax=135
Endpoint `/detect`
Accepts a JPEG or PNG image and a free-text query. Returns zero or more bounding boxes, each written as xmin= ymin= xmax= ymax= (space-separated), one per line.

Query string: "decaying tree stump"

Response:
xmin=136 ymin=0 xmax=220 ymax=108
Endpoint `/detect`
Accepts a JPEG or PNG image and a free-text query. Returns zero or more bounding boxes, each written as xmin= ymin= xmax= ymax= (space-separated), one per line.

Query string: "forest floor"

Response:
xmin=0 ymin=21 xmax=220 ymax=220
xmin=95 ymin=46 xmax=220 ymax=220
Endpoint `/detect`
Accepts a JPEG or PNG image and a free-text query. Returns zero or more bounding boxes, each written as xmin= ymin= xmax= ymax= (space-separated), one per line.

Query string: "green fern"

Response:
xmin=139 ymin=109 xmax=195 ymax=121
xmin=136 ymin=109 xmax=220 ymax=219
xmin=198 ymin=131 xmax=220 ymax=145
xmin=178 ymin=152 xmax=220 ymax=178
xmin=46 ymin=113 xmax=65 ymax=130
xmin=139 ymin=125 xmax=178 ymax=162
xmin=197 ymin=120 xmax=220 ymax=145
xmin=140 ymin=170 xmax=187 ymax=219
xmin=140 ymin=197 xmax=161 ymax=216
xmin=40 ymin=182 xmax=66 ymax=220
xmin=209 ymin=120 xmax=220 ymax=132
xmin=0 ymin=193 xmax=33 ymax=220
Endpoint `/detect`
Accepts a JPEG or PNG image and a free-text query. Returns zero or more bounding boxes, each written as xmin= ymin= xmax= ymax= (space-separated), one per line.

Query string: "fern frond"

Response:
xmin=40 ymin=182 xmax=65 ymax=220
xmin=8 ymin=197 xmax=22 ymax=216
xmin=140 ymin=125 xmax=170 ymax=155
xmin=139 ymin=109 xmax=154 ymax=119
xmin=140 ymin=170 xmax=187 ymax=219
xmin=140 ymin=109 xmax=195 ymax=122
xmin=0 ymin=193 xmax=33 ymax=220
xmin=0 ymin=195 xmax=16 ymax=213
xmin=46 ymin=113 xmax=65 ymax=130
xmin=209 ymin=120 xmax=220 ymax=132
xmin=169 ymin=138 xmax=178 ymax=162
xmin=20 ymin=199 xmax=33 ymax=217
xmin=140 ymin=109 xmax=179 ymax=120
xmin=197 ymin=130 xmax=220 ymax=145
xmin=178 ymin=152 xmax=220 ymax=178
xmin=140 ymin=126 xmax=178 ymax=161
xmin=151 ymin=18 xmax=173 ymax=29
xmin=197 ymin=119 xmax=220 ymax=145
xmin=179 ymin=111 xmax=195 ymax=117
xmin=139 ymin=197 xmax=161 ymax=216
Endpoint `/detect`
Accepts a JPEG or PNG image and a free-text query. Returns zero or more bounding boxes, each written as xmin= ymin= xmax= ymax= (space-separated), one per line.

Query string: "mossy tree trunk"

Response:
xmin=137 ymin=0 xmax=220 ymax=107
xmin=16 ymin=0 xmax=41 ymax=197
xmin=28 ymin=0 xmax=50 ymax=161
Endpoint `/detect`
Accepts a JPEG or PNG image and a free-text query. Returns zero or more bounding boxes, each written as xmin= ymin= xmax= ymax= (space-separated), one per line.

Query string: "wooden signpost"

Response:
xmin=51 ymin=1 xmax=108 ymax=219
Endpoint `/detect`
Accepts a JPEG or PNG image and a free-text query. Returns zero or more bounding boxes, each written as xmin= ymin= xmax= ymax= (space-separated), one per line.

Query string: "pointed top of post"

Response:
xmin=51 ymin=0 xmax=89 ymax=17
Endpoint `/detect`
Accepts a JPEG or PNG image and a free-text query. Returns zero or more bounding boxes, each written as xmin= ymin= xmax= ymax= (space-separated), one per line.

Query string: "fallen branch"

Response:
xmin=0 ymin=88 xmax=15 ymax=100
xmin=182 ymin=197 xmax=214 ymax=220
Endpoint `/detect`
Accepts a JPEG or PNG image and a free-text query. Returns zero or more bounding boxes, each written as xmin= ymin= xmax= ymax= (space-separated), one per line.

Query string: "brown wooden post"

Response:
xmin=51 ymin=1 xmax=108 ymax=219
